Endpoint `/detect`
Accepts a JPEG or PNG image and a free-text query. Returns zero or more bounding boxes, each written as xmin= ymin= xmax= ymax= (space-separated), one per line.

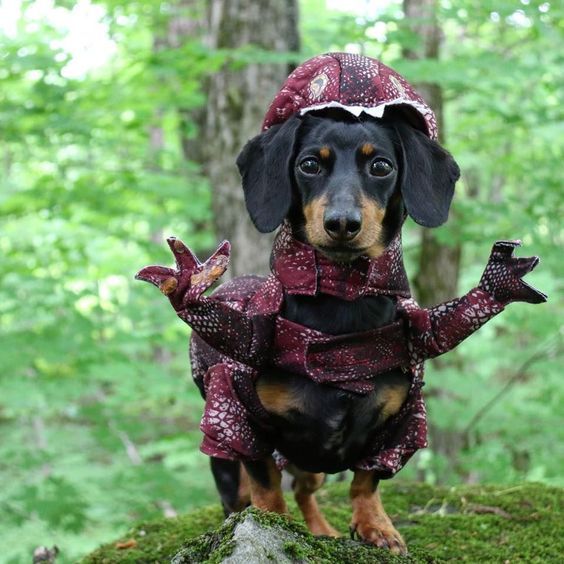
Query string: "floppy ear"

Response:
xmin=236 ymin=115 xmax=302 ymax=233
xmin=395 ymin=121 xmax=460 ymax=228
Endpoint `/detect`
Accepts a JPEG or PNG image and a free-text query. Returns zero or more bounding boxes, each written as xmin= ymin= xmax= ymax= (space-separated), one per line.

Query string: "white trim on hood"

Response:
xmin=298 ymin=99 xmax=435 ymax=137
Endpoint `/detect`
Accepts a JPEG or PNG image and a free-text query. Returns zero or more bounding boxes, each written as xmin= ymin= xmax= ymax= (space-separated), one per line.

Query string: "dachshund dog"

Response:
xmin=138 ymin=53 xmax=543 ymax=556
xmin=207 ymin=107 xmax=460 ymax=555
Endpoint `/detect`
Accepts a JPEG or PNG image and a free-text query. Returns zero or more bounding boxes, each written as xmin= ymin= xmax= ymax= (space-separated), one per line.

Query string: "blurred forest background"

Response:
xmin=1 ymin=0 xmax=562 ymax=561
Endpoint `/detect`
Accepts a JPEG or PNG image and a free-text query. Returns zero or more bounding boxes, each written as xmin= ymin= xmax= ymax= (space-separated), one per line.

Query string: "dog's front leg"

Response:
xmin=290 ymin=467 xmax=339 ymax=537
xmin=243 ymin=457 xmax=288 ymax=514
xmin=349 ymin=470 xmax=407 ymax=555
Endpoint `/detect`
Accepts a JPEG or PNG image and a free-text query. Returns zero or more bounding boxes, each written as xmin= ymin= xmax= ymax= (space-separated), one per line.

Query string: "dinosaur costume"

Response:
xmin=136 ymin=53 xmax=546 ymax=478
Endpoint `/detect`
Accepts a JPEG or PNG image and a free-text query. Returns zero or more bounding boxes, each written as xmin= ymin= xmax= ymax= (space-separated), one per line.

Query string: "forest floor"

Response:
xmin=82 ymin=481 xmax=562 ymax=563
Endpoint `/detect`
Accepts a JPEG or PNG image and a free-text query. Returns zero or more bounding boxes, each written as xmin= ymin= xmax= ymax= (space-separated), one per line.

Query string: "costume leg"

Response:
xmin=243 ymin=457 xmax=287 ymax=514
xmin=349 ymin=470 xmax=406 ymax=555
xmin=200 ymin=363 xmax=272 ymax=461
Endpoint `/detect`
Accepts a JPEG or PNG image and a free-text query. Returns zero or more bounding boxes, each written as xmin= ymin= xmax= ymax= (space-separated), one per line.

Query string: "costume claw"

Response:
xmin=160 ymin=276 xmax=178 ymax=295
xmin=172 ymin=238 xmax=185 ymax=253
xmin=136 ymin=237 xmax=231 ymax=310
xmin=479 ymin=240 xmax=547 ymax=305
xmin=167 ymin=237 xmax=200 ymax=272
xmin=135 ymin=265 xmax=175 ymax=287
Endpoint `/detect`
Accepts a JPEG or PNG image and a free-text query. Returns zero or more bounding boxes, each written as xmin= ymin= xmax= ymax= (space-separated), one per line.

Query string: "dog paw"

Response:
xmin=310 ymin=520 xmax=340 ymax=538
xmin=349 ymin=519 xmax=407 ymax=555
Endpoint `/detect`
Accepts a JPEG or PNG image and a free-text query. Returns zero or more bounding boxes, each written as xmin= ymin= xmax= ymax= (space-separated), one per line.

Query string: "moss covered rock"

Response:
xmin=82 ymin=482 xmax=563 ymax=563
xmin=170 ymin=508 xmax=413 ymax=563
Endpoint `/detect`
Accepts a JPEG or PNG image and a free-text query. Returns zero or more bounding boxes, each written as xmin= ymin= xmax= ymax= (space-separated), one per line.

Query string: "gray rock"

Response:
xmin=222 ymin=514 xmax=295 ymax=563
xmin=171 ymin=509 xmax=304 ymax=564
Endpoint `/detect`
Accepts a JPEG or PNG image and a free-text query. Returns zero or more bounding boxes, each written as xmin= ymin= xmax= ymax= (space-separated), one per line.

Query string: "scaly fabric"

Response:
xmin=262 ymin=52 xmax=438 ymax=139
xmin=136 ymin=53 xmax=546 ymax=477
xmin=136 ymin=227 xmax=545 ymax=477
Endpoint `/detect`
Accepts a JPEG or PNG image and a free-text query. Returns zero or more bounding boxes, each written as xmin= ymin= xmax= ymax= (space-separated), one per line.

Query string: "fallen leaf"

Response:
xmin=115 ymin=539 xmax=137 ymax=550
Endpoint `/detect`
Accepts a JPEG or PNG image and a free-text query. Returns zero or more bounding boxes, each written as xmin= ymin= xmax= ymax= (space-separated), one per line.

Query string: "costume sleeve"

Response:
xmin=401 ymin=240 xmax=547 ymax=365
xmin=178 ymin=298 xmax=274 ymax=366
xmin=136 ymin=237 xmax=273 ymax=366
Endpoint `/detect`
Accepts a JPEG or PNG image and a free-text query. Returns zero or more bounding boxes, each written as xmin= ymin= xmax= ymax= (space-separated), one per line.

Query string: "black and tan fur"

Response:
xmin=209 ymin=108 xmax=459 ymax=554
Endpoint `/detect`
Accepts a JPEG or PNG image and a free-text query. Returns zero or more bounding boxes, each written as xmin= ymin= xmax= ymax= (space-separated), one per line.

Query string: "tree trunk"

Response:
xmin=403 ymin=0 xmax=461 ymax=306
xmin=202 ymin=0 xmax=300 ymax=277
xmin=151 ymin=1 xmax=206 ymax=171
xmin=173 ymin=1 xmax=209 ymax=166
xmin=402 ymin=0 xmax=464 ymax=482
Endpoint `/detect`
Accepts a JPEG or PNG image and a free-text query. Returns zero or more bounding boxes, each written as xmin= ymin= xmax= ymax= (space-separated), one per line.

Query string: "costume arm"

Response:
xmin=136 ymin=238 xmax=272 ymax=366
xmin=402 ymin=240 xmax=547 ymax=365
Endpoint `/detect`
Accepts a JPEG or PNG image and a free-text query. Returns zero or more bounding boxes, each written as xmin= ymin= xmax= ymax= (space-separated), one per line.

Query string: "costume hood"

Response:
xmin=262 ymin=52 xmax=438 ymax=140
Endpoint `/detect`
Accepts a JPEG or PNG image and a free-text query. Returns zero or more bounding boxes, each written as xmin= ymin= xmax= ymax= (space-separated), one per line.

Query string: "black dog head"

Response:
xmin=237 ymin=109 xmax=460 ymax=261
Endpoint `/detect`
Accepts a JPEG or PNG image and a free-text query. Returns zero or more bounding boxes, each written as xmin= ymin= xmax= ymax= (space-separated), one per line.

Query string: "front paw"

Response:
xmin=350 ymin=518 xmax=407 ymax=556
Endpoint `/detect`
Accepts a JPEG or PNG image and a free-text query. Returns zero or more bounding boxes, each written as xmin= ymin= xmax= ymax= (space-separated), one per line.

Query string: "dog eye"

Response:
xmin=370 ymin=159 xmax=393 ymax=177
xmin=299 ymin=158 xmax=321 ymax=175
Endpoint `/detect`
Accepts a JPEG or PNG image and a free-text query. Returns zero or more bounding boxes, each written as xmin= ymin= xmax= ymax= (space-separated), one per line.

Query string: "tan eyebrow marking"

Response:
xmin=361 ymin=143 xmax=375 ymax=156
xmin=319 ymin=146 xmax=331 ymax=159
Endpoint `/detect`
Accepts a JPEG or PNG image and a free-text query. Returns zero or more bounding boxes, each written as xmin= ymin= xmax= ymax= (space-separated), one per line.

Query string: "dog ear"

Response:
xmin=395 ymin=121 xmax=460 ymax=228
xmin=236 ymin=115 xmax=301 ymax=233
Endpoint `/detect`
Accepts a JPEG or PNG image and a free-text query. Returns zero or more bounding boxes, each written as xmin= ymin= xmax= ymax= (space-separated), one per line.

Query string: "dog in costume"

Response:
xmin=137 ymin=53 xmax=546 ymax=555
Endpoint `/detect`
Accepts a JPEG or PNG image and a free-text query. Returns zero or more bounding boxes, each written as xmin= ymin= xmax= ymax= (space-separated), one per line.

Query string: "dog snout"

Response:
xmin=323 ymin=209 xmax=362 ymax=241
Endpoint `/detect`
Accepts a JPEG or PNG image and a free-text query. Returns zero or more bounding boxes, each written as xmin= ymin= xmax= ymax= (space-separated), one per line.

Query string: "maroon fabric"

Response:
xmin=271 ymin=316 xmax=409 ymax=395
xmin=136 ymin=227 xmax=544 ymax=477
xmin=262 ymin=52 xmax=438 ymax=139
xmin=271 ymin=222 xmax=410 ymax=299
xmin=198 ymin=363 xmax=274 ymax=461
xmin=478 ymin=240 xmax=547 ymax=305
xmin=136 ymin=53 xmax=545 ymax=476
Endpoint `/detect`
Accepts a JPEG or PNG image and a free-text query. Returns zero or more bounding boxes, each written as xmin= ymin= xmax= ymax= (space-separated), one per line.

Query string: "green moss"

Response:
xmin=280 ymin=533 xmax=412 ymax=563
xmin=81 ymin=505 xmax=224 ymax=564
xmin=82 ymin=482 xmax=563 ymax=563
xmin=283 ymin=540 xmax=308 ymax=559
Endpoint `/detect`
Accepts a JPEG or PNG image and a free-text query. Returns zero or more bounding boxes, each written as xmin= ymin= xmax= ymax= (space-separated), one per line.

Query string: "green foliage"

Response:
xmin=0 ymin=0 xmax=562 ymax=562
xmin=1 ymin=2 xmax=218 ymax=562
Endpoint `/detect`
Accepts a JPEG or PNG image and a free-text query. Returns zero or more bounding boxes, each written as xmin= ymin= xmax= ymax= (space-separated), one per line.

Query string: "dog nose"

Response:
xmin=323 ymin=210 xmax=362 ymax=241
